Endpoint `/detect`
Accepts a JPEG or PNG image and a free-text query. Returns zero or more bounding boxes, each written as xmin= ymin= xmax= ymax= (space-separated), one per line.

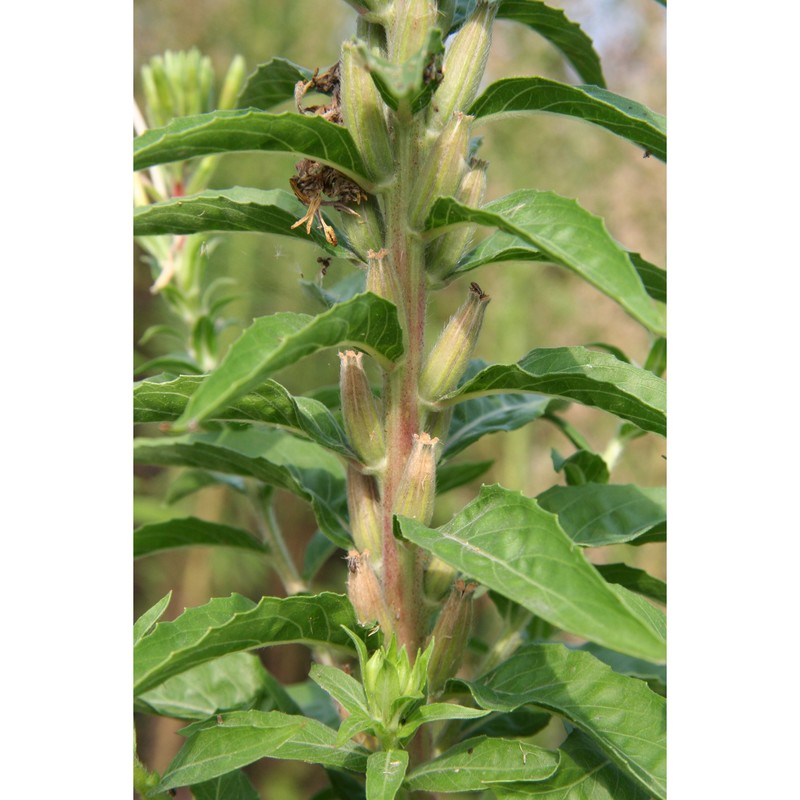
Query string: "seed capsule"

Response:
xmin=426 ymin=579 xmax=476 ymax=694
xmin=419 ymin=282 xmax=490 ymax=403
xmin=426 ymin=157 xmax=488 ymax=283
xmin=339 ymin=350 xmax=386 ymax=469
xmin=409 ymin=112 xmax=472 ymax=229
xmin=346 ymin=549 xmax=394 ymax=632
xmin=393 ymin=432 xmax=440 ymax=526
xmin=366 ymin=247 xmax=404 ymax=315
xmin=347 ymin=465 xmax=383 ymax=557
xmin=431 ymin=0 xmax=498 ymax=128
xmin=390 ymin=0 xmax=438 ymax=62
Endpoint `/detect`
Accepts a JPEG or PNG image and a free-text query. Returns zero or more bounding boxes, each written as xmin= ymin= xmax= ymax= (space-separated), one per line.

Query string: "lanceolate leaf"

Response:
xmin=443 ymin=384 xmax=553 ymax=459
xmin=133 ymin=428 xmax=351 ymax=548
xmin=134 ymin=591 xmax=172 ymax=646
xmin=578 ymin=643 xmax=667 ymax=695
xmin=424 ymin=192 xmax=665 ymax=334
xmin=366 ymin=750 xmax=409 ymax=800
xmin=536 ymin=484 xmax=666 ymax=546
xmin=491 ymin=730 xmax=650 ymax=799
xmin=436 ymin=459 xmax=494 ymax=494
xmin=440 ymin=347 xmax=666 ymax=437
xmin=397 ymin=484 xmax=666 ymax=663
xmin=452 ymin=235 xmax=666 ymax=305
xmin=133 ymin=110 xmax=372 ymax=188
xmin=173 ymin=292 xmax=403 ymax=430
xmin=134 ymin=375 xmax=353 ymax=459
xmin=455 ymin=644 xmax=666 ymax=799
xmin=134 ymin=517 xmax=268 ymax=559
xmin=397 ymin=703 xmax=491 ymax=739
xmin=469 ymin=78 xmax=665 ymax=160
xmin=134 ymin=593 xmax=363 ymax=695
xmin=236 ymin=57 xmax=313 ymax=110
xmin=133 ymin=188 xmax=349 ymax=256
xmin=496 ymin=0 xmax=605 ymax=87
xmin=136 ymin=652 xmax=270 ymax=720
xmin=596 ymin=563 xmax=667 ymax=605
xmin=404 ymin=736 xmax=559 ymax=792
xmin=156 ymin=710 xmax=369 ymax=791
xmin=309 ymin=663 xmax=369 ymax=716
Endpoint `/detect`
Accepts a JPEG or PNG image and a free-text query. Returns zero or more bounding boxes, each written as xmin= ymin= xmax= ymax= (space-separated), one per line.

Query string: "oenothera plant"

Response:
xmin=133 ymin=1 xmax=666 ymax=798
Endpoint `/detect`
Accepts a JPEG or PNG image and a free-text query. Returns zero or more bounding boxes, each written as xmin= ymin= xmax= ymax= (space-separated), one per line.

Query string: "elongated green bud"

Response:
xmin=341 ymin=42 xmax=394 ymax=181
xmin=393 ymin=432 xmax=440 ymax=525
xmin=426 ymin=158 xmax=488 ymax=284
xmin=427 ymin=580 xmax=476 ymax=694
xmin=336 ymin=196 xmax=385 ymax=262
xmin=339 ymin=350 xmax=386 ymax=469
xmin=390 ymin=0 xmax=438 ymax=61
xmin=409 ymin=112 xmax=472 ymax=229
xmin=423 ymin=554 xmax=457 ymax=601
xmin=419 ymin=282 xmax=490 ymax=403
xmin=431 ymin=0 xmax=498 ymax=127
xmin=346 ymin=550 xmax=395 ymax=632
xmin=217 ymin=55 xmax=246 ymax=110
xmin=366 ymin=248 xmax=404 ymax=314
xmin=347 ymin=465 xmax=383 ymax=557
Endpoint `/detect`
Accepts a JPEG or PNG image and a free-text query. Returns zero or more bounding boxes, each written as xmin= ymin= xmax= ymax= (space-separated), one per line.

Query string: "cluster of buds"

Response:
xmin=362 ymin=636 xmax=434 ymax=733
xmin=426 ymin=580 xmax=477 ymax=694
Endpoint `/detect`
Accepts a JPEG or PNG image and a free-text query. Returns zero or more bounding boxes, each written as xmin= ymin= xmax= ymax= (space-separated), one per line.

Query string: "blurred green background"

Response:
xmin=134 ymin=1 xmax=665 ymax=796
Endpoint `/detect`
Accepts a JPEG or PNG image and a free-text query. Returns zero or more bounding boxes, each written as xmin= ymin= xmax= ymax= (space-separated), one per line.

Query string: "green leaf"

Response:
xmin=397 ymin=484 xmax=665 ymax=662
xmin=444 ymin=385 xmax=553 ymax=459
xmin=470 ymin=78 xmax=664 ymax=160
xmin=536 ymin=484 xmax=666 ymax=546
xmin=457 ymin=707 xmax=551 ymax=742
xmin=397 ymin=703 xmax=490 ymax=739
xmin=156 ymin=710 xmax=370 ymax=792
xmin=455 ymin=644 xmax=666 ymax=799
xmin=596 ymin=563 xmax=666 ymax=605
xmin=237 ymin=57 xmax=313 ymax=110
xmin=133 ymin=110 xmax=372 ymax=188
xmin=133 ymin=188 xmax=349 ymax=256
xmin=134 ymin=592 xmax=364 ymax=695
xmin=165 ymin=470 xmax=246 ymax=504
xmin=302 ymin=270 xmax=367 ymax=310
xmin=491 ymin=730 xmax=650 ymax=799
xmin=134 ymin=428 xmax=351 ymax=548
xmin=496 ymin=0 xmax=605 ymax=87
xmin=310 ymin=663 xmax=369 ymax=716
xmin=441 ymin=347 xmax=666 ymax=437
xmin=436 ymin=459 xmax=494 ymax=494
xmin=366 ymin=750 xmax=409 ymax=800
xmin=551 ymin=448 xmax=609 ymax=485
xmin=404 ymin=736 xmax=559 ymax=792
xmin=644 ymin=336 xmax=667 ymax=377
xmin=136 ymin=652 xmax=269 ymax=720
xmin=304 ymin=530 xmax=340 ymax=581
xmin=426 ymin=193 xmax=665 ymax=334
xmin=134 ymin=375 xmax=354 ymax=459
xmin=173 ymin=292 xmax=403 ymax=430
xmin=134 ymin=591 xmax=172 ymax=646
xmin=355 ymin=28 xmax=445 ymax=114
xmin=191 ymin=769 xmax=261 ymax=800
xmin=629 ymin=252 xmax=667 ymax=304
xmin=578 ymin=643 xmax=666 ymax=696
xmin=134 ymin=517 xmax=268 ymax=559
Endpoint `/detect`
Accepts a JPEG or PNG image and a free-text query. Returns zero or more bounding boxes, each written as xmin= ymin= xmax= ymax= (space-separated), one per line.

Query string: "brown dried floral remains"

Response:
xmin=289 ymin=62 xmax=368 ymax=247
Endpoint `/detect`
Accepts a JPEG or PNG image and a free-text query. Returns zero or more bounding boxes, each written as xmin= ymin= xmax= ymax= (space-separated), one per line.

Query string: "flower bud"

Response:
xmin=366 ymin=248 xmax=404 ymax=315
xmin=341 ymin=42 xmax=394 ymax=181
xmin=419 ymin=281 xmax=490 ymax=403
xmin=336 ymin=196 xmax=386 ymax=262
xmin=393 ymin=432 xmax=440 ymax=525
xmin=390 ymin=0 xmax=438 ymax=62
xmin=347 ymin=465 xmax=383 ymax=557
xmin=409 ymin=112 xmax=472 ymax=229
xmin=426 ymin=158 xmax=488 ymax=284
xmin=423 ymin=555 xmax=457 ymax=601
xmin=339 ymin=350 xmax=386 ymax=469
xmin=347 ymin=550 xmax=395 ymax=632
xmin=431 ymin=0 xmax=498 ymax=127
xmin=427 ymin=579 xmax=476 ymax=694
